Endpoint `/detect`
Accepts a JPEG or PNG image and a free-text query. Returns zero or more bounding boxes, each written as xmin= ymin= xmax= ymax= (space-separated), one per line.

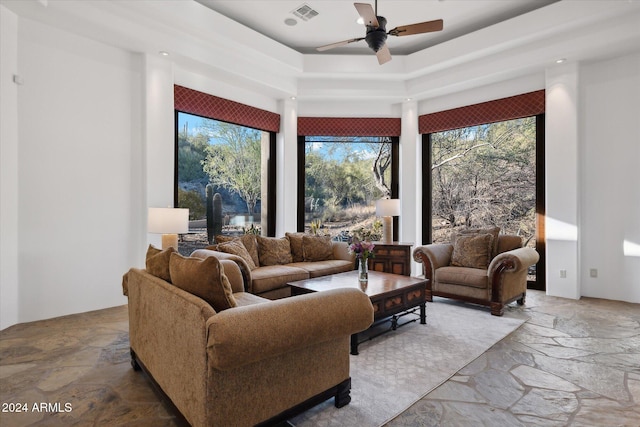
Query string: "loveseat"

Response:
xmin=413 ymin=228 xmax=539 ymax=316
xmin=123 ymin=247 xmax=373 ymax=427
xmin=192 ymin=232 xmax=355 ymax=299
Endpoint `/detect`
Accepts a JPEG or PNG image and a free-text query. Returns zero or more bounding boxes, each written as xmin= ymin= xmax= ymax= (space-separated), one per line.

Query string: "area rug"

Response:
xmin=289 ymin=299 xmax=527 ymax=427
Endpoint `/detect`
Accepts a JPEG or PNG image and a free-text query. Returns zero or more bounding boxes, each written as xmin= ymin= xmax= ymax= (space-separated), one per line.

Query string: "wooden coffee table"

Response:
xmin=289 ymin=270 xmax=428 ymax=355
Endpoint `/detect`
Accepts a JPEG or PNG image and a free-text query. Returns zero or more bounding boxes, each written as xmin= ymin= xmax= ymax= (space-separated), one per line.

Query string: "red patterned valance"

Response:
xmin=174 ymin=85 xmax=280 ymax=133
xmin=298 ymin=117 xmax=401 ymax=136
xmin=419 ymin=90 xmax=545 ymax=134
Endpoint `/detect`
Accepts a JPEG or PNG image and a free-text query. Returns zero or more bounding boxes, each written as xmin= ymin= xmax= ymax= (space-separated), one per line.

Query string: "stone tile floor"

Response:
xmin=387 ymin=291 xmax=640 ymax=426
xmin=0 ymin=290 xmax=638 ymax=426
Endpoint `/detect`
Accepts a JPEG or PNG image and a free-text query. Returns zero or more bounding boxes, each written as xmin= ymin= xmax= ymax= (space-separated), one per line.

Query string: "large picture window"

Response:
xmin=175 ymin=111 xmax=275 ymax=253
xmin=423 ymin=115 xmax=544 ymax=288
xmin=298 ymin=136 xmax=399 ymax=240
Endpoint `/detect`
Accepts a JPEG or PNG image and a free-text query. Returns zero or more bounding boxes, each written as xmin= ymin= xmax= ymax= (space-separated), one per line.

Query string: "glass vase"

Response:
xmin=358 ymin=257 xmax=368 ymax=283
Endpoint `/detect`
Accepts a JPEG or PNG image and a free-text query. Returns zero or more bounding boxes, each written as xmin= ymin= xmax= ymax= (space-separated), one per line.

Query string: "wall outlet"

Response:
xmin=590 ymin=268 xmax=598 ymax=278
xmin=560 ymin=269 xmax=567 ymax=278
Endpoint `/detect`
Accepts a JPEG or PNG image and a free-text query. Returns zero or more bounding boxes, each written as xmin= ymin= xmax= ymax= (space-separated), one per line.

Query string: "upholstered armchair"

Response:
xmin=413 ymin=230 xmax=539 ymax=316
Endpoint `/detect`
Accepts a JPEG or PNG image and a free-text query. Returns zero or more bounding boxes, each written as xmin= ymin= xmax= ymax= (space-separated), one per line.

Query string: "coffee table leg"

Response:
xmin=350 ymin=333 xmax=359 ymax=355
xmin=420 ymin=302 xmax=426 ymax=324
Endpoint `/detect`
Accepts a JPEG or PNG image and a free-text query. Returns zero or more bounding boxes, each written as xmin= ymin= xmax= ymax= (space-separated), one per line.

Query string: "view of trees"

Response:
xmin=177 ymin=112 xmax=536 ymax=252
xmin=304 ymin=137 xmax=392 ymax=235
xmin=431 ymin=117 xmax=537 ymax=245
xmin=177 ymin=113 xmax=264 ymax=224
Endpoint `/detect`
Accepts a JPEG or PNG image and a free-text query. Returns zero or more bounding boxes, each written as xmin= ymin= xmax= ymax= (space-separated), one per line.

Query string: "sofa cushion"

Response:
xmin=289 ymin=260 xmax=354 ymax=278
xmin=302 ymin=235 xmax=334 ymax=261
xmin=217 ymin=239 xmax=257 ymax=270
xmin=454 ymin=226 xmax=500 ymax=259
xmin=451 ymin=233 xmax=494 ymax=269
xmin=285 ymin=232 xmax=305 ymax=262
xmin=145 ymin=244 xmax=176 ymax=283
xmin=256 ymin=236 xmax=293 ymax=266
xmin=216 ymin=234 xmax=259 ymax=267
xmin=169 ymin=253 xmax=237 ymax=312
xmin=250 ymin=265 xmax=309 ymax=294
xmin=436 ymin=265 xmax=488 ymax=289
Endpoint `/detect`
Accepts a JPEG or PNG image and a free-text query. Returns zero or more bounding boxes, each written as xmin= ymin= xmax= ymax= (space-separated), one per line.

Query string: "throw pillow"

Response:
xmin=217 ymin=239 xmax=257 ymax=270
xmin=302 ymin=235 xmax=334 ymax=261
xmin=451 ymin=233 xmax=494 ymax=269
xmin=169 ymin=253 xmax=237 ymax=312
xmin=256 ymin=236 xmax=293 ymax=266
xmin=285 ymin=232 xmax=305 ymax=262
xmin=145 ymin=244 xmax=176 ymax=283
xmin=455 ymin=226 xmax=500 ymax=259
xmin=215 ymin=234 xmax=260 ymax=267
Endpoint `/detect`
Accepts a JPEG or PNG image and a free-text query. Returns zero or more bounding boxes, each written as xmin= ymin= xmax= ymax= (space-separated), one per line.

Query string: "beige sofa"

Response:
xmin=123 ymin=256 xmax=373 ymax=427
xmin=413 ymin=231 xmax=539 ymax=316
xmin=193 ymin=233 xmax=355 ymax=299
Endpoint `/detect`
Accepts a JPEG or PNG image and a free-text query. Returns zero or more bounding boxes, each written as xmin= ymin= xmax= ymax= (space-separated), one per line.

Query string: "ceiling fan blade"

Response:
xmin=376 ymin=44 xmax=392 ymax=65
xmin=316 ymin=37 xmax=365 ymax=52
xmin=388 ymin=19 xmax=443 ymax=37
xmin=354 ymin=3 xmax=379 ymax=28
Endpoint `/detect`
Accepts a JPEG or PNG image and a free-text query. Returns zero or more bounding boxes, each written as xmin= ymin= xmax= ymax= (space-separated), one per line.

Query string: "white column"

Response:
xmin=143 ymin=53 xmax=175 ymax=249
xmin=400 ymin=100 xmax=420 ymax=274
xmin=277 ymin=98 xmax=298 ymax=236
xmin=545 ymin=62 xmax=580 ymax=299
xmin=0 ymin=6 xmax=19 ymax=329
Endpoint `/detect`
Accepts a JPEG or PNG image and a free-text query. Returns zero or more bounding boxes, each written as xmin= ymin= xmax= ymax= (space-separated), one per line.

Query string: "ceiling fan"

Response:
xmin=316 ymin=1 xmax=444 ymax=65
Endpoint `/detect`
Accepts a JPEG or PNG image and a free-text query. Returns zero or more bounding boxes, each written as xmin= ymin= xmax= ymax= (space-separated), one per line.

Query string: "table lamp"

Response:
xmin=376 ymin=198 xmax=400 ymax=244
xmin=148 ymin=207 xmax=189 ymax=250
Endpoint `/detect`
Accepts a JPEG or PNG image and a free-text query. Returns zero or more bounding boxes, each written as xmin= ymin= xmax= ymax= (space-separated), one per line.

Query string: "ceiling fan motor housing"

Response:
xmin=365 ymin=16 xmax=387 ymax=52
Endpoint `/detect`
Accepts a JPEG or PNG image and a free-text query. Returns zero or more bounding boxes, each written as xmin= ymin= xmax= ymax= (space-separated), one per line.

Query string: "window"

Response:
xmin=175 ymin=111 xmax=275 ymax=253
xmin=297 ymin=136 xmax=399 ymax=239
xmin=423 ymin=115 xmax=544 ymax=288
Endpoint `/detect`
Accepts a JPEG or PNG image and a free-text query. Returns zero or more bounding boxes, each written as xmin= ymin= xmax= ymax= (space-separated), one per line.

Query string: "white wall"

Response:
xmin=10 ymin=16 xmax=143 ymax=324
xmin=579 ymin=53 xmax=640 ymax=302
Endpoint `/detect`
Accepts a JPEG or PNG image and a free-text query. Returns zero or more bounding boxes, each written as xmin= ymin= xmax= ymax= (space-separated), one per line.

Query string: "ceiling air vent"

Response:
xmin=292 ymin=3 xmax=319 ymax=21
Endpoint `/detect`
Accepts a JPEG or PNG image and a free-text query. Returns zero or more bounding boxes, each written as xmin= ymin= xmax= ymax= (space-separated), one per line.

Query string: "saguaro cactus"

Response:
xmin=206 ymin=184 xmax=214 ymax=244
xmin=212 ymin=192 xmax=223 ymax=240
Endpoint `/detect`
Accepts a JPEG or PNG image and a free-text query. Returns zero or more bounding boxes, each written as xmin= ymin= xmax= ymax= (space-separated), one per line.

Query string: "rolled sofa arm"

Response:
xmin=413 ymin=244 xmax=454 ymax=279
xmin=206 ymin=288 xmax=374 ymax=371
xmin=192 ymin=249 xmax=253 ymax=292
xmin=488 ymin=247 xmax=540 ymax=276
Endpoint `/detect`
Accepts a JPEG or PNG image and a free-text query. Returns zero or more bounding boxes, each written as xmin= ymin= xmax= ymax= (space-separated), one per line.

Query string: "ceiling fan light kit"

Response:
xmin=317 ymin=1 xmax=444 ymax=65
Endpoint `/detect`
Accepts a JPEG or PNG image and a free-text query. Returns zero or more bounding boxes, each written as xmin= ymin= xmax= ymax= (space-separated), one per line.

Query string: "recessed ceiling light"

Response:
xmin=159 ymin=51 xmax=169 ymax=56
xmin=556 ymin=58 xmax=566 ymax=64
xmin=290 ymin=96 xmax=297 ymax=100
xmin=284 ymin=18 xmax=297 ymax=26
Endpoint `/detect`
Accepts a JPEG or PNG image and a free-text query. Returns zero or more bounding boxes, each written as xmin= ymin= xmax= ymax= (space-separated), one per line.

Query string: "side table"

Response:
xmin=369 ymin=242 xmax=413 ymax=276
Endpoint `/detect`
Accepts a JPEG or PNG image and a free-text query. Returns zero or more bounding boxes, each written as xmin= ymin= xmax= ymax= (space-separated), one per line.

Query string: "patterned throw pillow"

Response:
xmin=217 ymin=239 xmax=257 ymax=270
xmin=145 ymin=244 xmax=176 ymax=283
xmin=285 ymin=232 xmax=306 ymax=262
xmin=215 ymin=234 xmax=260 ymax=267
xmin=256 ymin=236 xmax=293 ymax=266
xmin=454 ymin=226 xmax=500 ymax=259
xmin=451 ymin=233 xmax=494 ymax=269
xmin=302 ymin=235 xmax=334 ymax=261
xmin=169 ymin=253 xmax=237 ymax=312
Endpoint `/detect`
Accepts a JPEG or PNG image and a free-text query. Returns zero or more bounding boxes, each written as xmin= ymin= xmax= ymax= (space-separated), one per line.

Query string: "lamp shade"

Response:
xmin=148 ymin=208 xmax=189 ymax=234
xmin=376 ymin=199 xmax=400 ymax=217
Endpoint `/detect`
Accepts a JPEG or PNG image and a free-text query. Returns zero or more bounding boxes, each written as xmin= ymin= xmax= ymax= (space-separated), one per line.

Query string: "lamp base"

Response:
xmin=381 ymin=216 xmax=393 ymax=244
xmin=161 ymin=234 xmax=179 ymax=250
